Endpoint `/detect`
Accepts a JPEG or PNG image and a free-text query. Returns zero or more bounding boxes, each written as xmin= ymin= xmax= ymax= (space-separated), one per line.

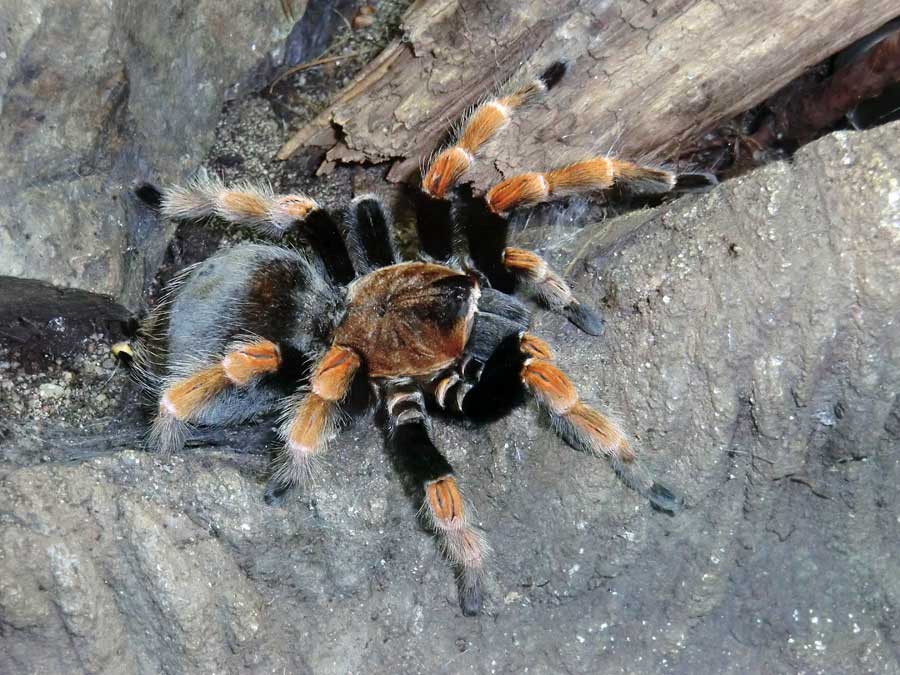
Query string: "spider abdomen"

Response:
xmin=335 ymin=262 xmax=479 ymax=378
xmin=164 ymin=244 xmax=342 ymax=364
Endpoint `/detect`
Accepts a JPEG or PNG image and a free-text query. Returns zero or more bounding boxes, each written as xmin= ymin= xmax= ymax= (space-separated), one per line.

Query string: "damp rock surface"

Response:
xmin=0 ymin=0 xmax=292 ymax=308
xmin=1 ymin=123 xmax=898 ymax=673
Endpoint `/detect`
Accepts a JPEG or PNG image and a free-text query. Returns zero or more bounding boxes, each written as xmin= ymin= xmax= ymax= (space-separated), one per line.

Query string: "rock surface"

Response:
xmin=1 ymin=121 xmax=898 ymax=673
xmin=0 ymin=0 xmax=293 ymax=308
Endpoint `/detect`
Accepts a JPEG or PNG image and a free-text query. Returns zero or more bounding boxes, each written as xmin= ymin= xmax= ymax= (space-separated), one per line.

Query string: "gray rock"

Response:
xmin=37 ymin=382 xmax=64 ymax=399
xmin=0 ymin=0 xmax=293 ymax=309
xmin=1 ymin=123 xmax=899 ymax=673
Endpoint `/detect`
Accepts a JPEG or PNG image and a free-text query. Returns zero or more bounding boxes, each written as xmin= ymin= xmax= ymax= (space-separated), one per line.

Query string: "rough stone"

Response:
xmin=1 ymin=122 xmax=898 ymax=672
xmin=0 ymin=0 xmax=293 ymax=308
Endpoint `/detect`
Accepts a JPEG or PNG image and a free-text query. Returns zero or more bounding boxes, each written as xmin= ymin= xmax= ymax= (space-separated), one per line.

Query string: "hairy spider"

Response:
xmin=120 ymin=62 xmax=688 ymax=616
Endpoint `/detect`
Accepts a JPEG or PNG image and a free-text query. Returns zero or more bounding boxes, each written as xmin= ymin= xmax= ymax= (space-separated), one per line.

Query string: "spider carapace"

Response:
xmin=337 ymin=262 xmax=479 ymax=378
xmin=120 ymin=61 xmax=692 ymax=616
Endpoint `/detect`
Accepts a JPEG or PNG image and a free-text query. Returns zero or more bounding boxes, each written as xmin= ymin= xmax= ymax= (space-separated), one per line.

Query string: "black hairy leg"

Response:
xmin=298 ymin=209 xmax=356 ymax=283
xmin=344 ymin=195 xmax=399 ymax=276
xmin=407 ymin=185 xmax=460 ymax=263
xmin=458 ymin=332 xmax=529 ymax=423
xmin=342 ymin=195 xmax=399 ymax=274
xmin=453 ymin=185 xmax=515 ymax=293
xmin=433 ymin=285 xmax=532 ymax=417
xmin=384 ymin=381 xmax=488 ymax=616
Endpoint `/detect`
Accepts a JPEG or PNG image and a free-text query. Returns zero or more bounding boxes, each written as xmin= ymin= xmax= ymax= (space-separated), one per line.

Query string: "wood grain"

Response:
xmin=278 ymin=0 xmax=900 ymax=192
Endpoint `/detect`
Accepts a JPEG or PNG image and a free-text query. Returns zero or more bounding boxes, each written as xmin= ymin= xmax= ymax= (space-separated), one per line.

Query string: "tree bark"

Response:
xmin=278 ymin=0 xmax=900 ymax=191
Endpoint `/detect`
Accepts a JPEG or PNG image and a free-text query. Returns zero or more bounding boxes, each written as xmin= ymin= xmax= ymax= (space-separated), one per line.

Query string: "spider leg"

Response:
xmin=457 ymin=331 xmax=681 ymax=513
xmin=452 ymin=188 xmax=512 ymax=288
xmin=409 ymin=187 xmax=460 ymax=263
xmin=150 ymin=339 xmax=283 ymax=455
xmin=502 ymin=247 xmax=605 ymax=335
xmin=157 ymin=173 xmax=317 ymax=234
xmin=266 ymin=344 xmax=361 ymax=497
xmin=456 ymin=332 xmax=528 ymax=423
xmin=294 ymin=209 xmax=356 ymax=284
xmin=421 ymin=61 xmax=567 ymax=199
xmin=342 ymin=195 xmax=398 ymax=273
xmin=142 ymin=174 xmax=355 ymax=284
xmin=412 ymin=62 xmax=568 ymax=264
xmin=384 ymin=381 xmax=487 ymax=616
xmin=485 ymin=157 xmax=676 ymax=215
xmin=516 ymin=333 xmax=681 ymax=513
xmin=453 ymin=194 xmax=604 ymax=335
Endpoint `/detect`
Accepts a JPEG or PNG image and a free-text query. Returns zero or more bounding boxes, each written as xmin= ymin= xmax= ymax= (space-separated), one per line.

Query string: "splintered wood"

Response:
xmin=277 ymin=0 xmax=900 ymax=191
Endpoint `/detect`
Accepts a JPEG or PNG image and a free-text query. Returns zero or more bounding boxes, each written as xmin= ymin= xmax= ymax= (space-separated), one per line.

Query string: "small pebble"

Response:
xmin=353 ymin=5 xmax=376 ymax=29
xmin=39 ymin=383 xmax=65 ymax=398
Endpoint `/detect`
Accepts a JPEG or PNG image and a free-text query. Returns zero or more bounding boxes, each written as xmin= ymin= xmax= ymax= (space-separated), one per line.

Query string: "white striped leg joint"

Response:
xmin=386 ymin=387 xmax=427 ymax=428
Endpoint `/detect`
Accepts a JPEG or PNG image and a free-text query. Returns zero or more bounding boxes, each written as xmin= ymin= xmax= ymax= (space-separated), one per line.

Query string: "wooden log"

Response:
xmin=752 ymin=27 xmax=900 ymax=147
xmin=277 ymin=0 xmax=900 ymax=192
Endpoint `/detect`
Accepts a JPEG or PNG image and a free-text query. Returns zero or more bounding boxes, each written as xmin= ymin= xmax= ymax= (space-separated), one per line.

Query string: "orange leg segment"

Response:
xmin=426 ymin=476 xmax=466 ymax=530
xmin=161 ymin=173 xmax=319 ymax=233
xmin=422 ymin=62 xmax=568 ymax=199
xmin=160 ymin=339 xmax=282 ymax=422
xmin=517 ymin=333 xmax=680 ymax=512
xmin=486 ymin=157 xmax=676 ymax=214
xmin=520 ymin=345 xmax=635 ymax=462
xmin=274 ymin=344 xmax=361 ymax=487
xmin=151 ymin=339 xmax=283 ymax=455
xmin=222 ymin=340 xmax=282 ymax=386
xmin=424 ymin=475 xmax=487 ymax=615
xmin=503 ymin=247 xmax=605 ymax=336
xmin=159 ymin=364 xmax=230 ymax=422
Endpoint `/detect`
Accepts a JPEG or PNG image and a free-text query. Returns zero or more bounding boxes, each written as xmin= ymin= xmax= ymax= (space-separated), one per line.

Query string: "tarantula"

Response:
xmin=120 ymin=62 xmax=688 ymax=616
